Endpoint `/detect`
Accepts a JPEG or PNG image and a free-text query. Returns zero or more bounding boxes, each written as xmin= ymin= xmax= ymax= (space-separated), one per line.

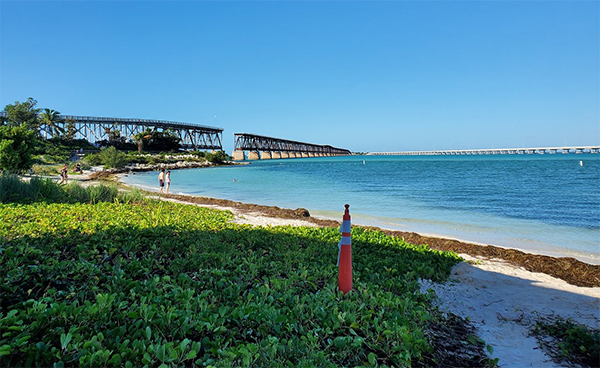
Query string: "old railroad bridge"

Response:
xmin=0 ymin=112 xmax=223 ymax=151
xmin=232 ymin=133 xmax=351 ymax=160
xmin=0 ymin=112 xmax=352 ymax=159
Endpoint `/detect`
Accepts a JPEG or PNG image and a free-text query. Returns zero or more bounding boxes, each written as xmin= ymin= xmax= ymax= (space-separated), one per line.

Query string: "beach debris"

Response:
xmin=293 ymin=208 xmax=310 ymax=217
xmin=484 ymin=299 xmax=504 ymax=307
xmin=423 ymin=313 xmax=492 ymax=368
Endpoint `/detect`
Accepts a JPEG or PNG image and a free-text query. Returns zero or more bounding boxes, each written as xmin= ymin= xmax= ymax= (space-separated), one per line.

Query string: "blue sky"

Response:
xmin=1 ymin=1 xmax=598 ymax=153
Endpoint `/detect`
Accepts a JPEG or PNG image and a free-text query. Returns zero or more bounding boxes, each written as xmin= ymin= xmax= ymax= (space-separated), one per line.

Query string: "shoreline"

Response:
xmin=313 ymin=210 xmax=600 ymax=266
xmin=116 ymin=164 xmax=600 ymax=268
xmin=113 ymin=173 xmax=600 ymax=289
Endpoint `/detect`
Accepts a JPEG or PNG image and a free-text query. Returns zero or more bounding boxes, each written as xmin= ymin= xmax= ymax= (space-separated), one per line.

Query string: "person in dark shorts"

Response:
xmin=158 ymin=169 xmax=165 ymax=193
xmin=59 ymin=164 xmax=68 ymax=184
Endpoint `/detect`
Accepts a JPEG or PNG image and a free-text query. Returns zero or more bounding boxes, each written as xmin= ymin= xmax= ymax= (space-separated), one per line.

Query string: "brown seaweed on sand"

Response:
xmin=162 ymin=192 xmax=600 ymax=288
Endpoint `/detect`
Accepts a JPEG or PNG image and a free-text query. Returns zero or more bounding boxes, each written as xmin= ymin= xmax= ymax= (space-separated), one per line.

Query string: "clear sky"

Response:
xmin=1 ymin=1 xmax=598 ymax=153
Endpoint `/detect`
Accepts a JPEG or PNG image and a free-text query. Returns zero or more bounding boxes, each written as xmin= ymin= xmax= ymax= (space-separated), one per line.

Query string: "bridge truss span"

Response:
xmin=0 ymin=112 xmax=223 ymax=150
xmin=232 ymin=133 xmax=351 ymax=160
xmin=58 ymin=115 xmax=223 ymax=150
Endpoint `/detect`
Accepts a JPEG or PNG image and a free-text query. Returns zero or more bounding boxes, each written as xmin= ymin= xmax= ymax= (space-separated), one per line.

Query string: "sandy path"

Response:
xmin=421 ymin=255 xmax=599 ymax=367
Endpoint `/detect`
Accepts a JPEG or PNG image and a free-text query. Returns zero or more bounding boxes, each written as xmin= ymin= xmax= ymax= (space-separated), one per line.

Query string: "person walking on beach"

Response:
xmin=59 ymin=164 xmax=68 ymax=184
xmin=165 ymin=170 xmax=171 ymax=194
xmin=158 ymin=169 xmax=165 ymax=194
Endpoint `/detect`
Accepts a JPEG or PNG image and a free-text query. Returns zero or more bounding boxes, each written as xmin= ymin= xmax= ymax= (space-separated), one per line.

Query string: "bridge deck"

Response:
xmin=369 ymin=146 xmax=600 ymax=155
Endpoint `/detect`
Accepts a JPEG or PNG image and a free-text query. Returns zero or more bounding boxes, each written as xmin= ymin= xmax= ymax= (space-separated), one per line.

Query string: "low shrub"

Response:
xmin=190 ymin=150 xmax=206 ymax=158
xmin=98 ymin=147 xmax=127 ymax=169
xmin=205 ymin=151 xmax=230 ymax=164
xmin=83 ymin=153 xmax=102 ymax=166
xmin=78 ymin=162 xmax=92 ymax=171
xmin=0 ymin=173 xmax=30 ymax=203
xmin=33 ymin=154 xmax=69 ymax=165
xmin=124 ymin=153 xmax=150 ymax=165
xmin=28 ymin=176 xmax=66 ymax=203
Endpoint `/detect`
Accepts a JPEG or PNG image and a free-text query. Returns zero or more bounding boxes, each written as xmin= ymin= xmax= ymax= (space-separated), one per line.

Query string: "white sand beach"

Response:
xmin=420 ymin=256 xmax=599 ymax=367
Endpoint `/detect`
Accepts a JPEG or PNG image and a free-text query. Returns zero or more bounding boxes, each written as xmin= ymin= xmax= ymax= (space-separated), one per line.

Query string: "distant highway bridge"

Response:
xmin=0 ymin=111 xmax=223 ymax=150
xmin=368 ymin=146 xmax=600 ymax=156
xmin=232 ymin=133 xmax=351 ymax=160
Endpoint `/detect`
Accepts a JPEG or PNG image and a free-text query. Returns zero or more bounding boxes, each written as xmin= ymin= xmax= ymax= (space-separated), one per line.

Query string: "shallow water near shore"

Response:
xmin=122 ymin=154 xmax=600 ymax=264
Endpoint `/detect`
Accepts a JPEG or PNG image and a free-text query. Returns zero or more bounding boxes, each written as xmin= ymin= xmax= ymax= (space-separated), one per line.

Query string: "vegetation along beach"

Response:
xmin=2 ymin=1 xmax=600 ymax=367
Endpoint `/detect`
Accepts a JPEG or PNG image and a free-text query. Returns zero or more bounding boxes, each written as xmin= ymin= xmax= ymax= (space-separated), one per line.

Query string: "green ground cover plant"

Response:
xmin=532 ymin=317 xmax=600 ymax=367
xmin=0 ymin=196 xmax=467 ymax=367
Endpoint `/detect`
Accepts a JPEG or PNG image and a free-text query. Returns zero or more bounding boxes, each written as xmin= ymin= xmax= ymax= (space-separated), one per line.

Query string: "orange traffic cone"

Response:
xmin=338 ymin=204 xmax=352 ymax=294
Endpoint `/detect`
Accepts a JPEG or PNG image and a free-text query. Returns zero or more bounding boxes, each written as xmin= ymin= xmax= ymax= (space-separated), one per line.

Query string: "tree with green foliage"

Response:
xmin=134 ymin=131 xmax=151 ymax=153
xmin=133 ymin=128 xmax=181 ymax=152
xmin=205 ymin=150 xmax=230 ymax=164
xmin=0 ymin=124 xmax=37 ymax=173
xmin=151 ymin=129 xmax=181 ymax=151
xmin=98 ymin=146 xmax=127 ymax=169
xmin=107 ymin=128 xmax=122 ymax=143
xmin=2 ymin=98 xmax=40 ymax=131
xmin=39 ymin=108 xmax=64 ymax=138
xmin=63 ymin=118 xmax=77 ymax=141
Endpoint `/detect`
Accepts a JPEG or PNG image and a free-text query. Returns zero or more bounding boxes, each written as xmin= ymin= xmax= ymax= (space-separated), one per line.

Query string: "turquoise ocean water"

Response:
xmin=122 ymin=155 xmax=600 ymax=264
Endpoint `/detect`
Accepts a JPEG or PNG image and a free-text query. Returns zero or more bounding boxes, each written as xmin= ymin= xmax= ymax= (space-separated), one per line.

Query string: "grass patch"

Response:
xmin=0 ymin=174 xmax=65 ymax=204
xmin=31 ymin=164 xmax=62 ymax=177
xmin=0 ymin=173 xmax=131 ymax=205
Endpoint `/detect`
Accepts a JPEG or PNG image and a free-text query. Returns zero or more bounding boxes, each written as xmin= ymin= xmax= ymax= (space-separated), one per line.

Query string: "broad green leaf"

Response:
xmin=185 ymin=350 xmax=197 ymax=360
xmin=0 ymin=345 xmax=11 ymax=356
xmin=60 ymin=333 xmax=72 ymax=350
xmin=368 ymin=352 xmax=377 ymax=365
